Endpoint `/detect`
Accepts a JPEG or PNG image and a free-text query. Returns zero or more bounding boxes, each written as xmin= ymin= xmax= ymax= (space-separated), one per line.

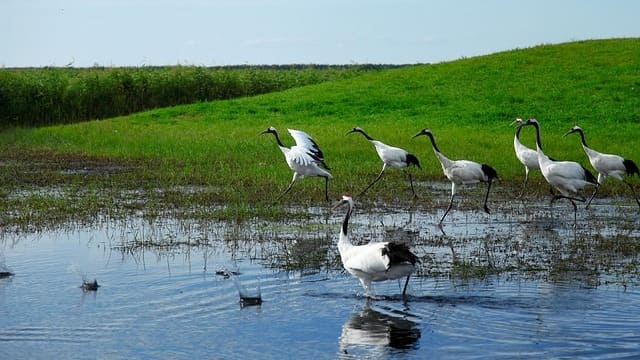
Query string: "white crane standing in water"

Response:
xmin=521 ymin=119 xmax=598 ymax=224
xmin=512 ymin=118 xmax=540 ymax=198
xmin=564 ymin=125 xmax=640 ymax=209
xmin=260 ymin=126 xmax=332 ymax=202
xmin=346 ymin=126 xmax=421 ymax=198
xmin=412 ymin=128 xmax=498 ymax=227
xmin=333 ymin=194 xmax=419 ymax=298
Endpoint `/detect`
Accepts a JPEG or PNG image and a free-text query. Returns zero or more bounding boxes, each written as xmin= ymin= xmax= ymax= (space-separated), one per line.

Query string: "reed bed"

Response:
xmin=0 ymin=64 xmax=397 ymax=127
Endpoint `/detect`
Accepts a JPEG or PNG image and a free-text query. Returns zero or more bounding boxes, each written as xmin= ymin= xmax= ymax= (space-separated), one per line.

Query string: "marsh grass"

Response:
xmin=0 ymin=65 xmax=395 ymax=127
xmin=1 ymin=39 xmax=639 ymax=228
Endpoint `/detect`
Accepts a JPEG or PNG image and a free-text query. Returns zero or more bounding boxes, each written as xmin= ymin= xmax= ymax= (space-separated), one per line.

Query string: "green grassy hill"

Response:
xmin=1 ymin=38 xmax=639 ymax=223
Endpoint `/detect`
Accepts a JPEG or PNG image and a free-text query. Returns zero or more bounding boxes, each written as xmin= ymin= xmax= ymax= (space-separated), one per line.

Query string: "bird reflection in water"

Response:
xmin=339 ymin=299 xmax=420 ymax=357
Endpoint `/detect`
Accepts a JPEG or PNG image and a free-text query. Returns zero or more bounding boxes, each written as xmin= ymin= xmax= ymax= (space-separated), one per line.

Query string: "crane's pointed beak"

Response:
xmin=331 ymin=199 xmax=347 ymax=211
xmin=411 ymin=132 xmax=423 ymax=139
xmin=562 ymin=130 xmax=573 ymax=137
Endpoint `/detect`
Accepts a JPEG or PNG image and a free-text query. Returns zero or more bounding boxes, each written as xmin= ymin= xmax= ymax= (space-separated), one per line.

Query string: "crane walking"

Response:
xmin=260 ymin=126 xmax=332 ymax=202
xmin=333 ymin=194 xmax=419 ymax=298
xmin=564 ymin=125 xmax=640 ymax=209
xmin=413 ymin=128 xmax=498 ymax=227
xmin=512 ymin=118 xmax=540 ymax=198
xmin=521 ymin=119 xmax=597 ymax=223
xmin=346 ymin=127 xmax=421 ymax=197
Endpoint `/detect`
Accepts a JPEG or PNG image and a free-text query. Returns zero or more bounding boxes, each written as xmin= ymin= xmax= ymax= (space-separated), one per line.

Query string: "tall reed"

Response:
xmin=0 ymin=65 xmax=398 ymax=127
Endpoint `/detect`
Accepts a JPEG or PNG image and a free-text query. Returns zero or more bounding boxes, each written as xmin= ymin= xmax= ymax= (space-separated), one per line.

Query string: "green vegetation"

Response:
xmin=0 ymin=64 xmax=396 ymax=127
xmin=1 ymin=39 xmax=639 ymax=228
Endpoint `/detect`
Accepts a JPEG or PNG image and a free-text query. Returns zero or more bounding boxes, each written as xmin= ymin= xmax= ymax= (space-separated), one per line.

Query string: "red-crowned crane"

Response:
xmin=512 ymin=118 xmax=540 ymax=198
xmin=346 ymin=126 xmax=421 ymax=197
xmin=260 ymin=126 xmax=332 ymax=202
xmin=333 ymin=194 xmax=419 ymax=298
xmin=521 ymin=119 xmax=598 ymax=224
xmin=564 ymin=125 xmax=640 ymax=209
xmin=412 ymin=128 xmax=498 ymax=227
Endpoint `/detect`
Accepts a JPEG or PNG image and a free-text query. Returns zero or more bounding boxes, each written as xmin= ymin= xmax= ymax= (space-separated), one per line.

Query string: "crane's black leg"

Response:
xmin=624 ymin=180 xmax=640 ymax=209
xmin=408 ymin=173 xmax=418 ymax=198
xmin=402 ymin=275 xmax=411 ymax=298
xmin=518 ymin=171 xmax=529 ymax=199
xmin=570 ymin=199 xmax=577 ymax=227
xmin=324 ymin=176 xmax=330 ymax=202
xmin=439 ymin=194 xmax=455 ymax=226
xmin=359 ymin=165 xmax=386 ymax=196
xmin=482 ymin=179 xmax=493 ymax=214
xmin=585 ymin=184 xmax=600 ymax=209
xmin=276 ymin=174 xmax=299 ymax=201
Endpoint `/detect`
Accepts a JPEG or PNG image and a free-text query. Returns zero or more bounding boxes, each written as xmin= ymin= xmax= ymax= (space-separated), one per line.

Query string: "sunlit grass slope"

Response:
xmin=2 ymin=39 xmax=639 ymax=209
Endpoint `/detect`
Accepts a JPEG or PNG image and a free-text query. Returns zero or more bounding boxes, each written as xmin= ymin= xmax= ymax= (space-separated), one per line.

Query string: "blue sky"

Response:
xmin=2 ymin=0 xmax=639 ymax=67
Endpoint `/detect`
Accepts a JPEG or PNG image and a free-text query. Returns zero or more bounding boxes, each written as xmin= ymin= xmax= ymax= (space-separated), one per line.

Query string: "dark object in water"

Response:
xmin=215 ymin=270 xmax=240 ymax=279
xmin=82 ymin=279 xmax=99 ymax=291
xmin=240 ymin=295 xmax=262 ymax=307
xmin=0 ymin=271 xmax=14 ymax=279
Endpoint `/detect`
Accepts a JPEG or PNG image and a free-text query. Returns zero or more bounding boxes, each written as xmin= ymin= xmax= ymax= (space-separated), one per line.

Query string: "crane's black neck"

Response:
xmin=269 ymin=130 xmax=286 ymax=148
xmin=515 ymin=124 xmax=523 ymax=139
xmin=353 ymin=128 xmax=374 ymax=141
xmin=574 ymin=128 xmax=589 ymax=148
xmin=425 ymin=132 xmax=441 ymax=153
xmin=341 ymin=203 xmax=353 ymax=236
xmin=531 ymin=122 xmax=543 ymax=150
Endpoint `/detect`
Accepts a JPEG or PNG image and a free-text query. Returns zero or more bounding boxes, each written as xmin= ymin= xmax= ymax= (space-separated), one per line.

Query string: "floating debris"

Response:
xmin=230 ymin=273 xmax=262 ymax=307
xmin=0 ymin=271 xmax=14 ymax=279
xmin=239 ymin=296 xmax=263 ymax=307
xmin=215 ymin=269 xmax=240 ymax=279
xmin=82 ymin=279 xmax=100 ymax=291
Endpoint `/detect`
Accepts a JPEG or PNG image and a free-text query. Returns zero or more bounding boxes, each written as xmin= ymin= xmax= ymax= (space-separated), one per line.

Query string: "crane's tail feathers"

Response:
xmin=406 ymin=153 xmax=421 ymax=169
xmin=481 ymin=164 xmax=499 ymax=180
xmin=624 ymin=159 xmax=640 ymax=176
xmin=381 ymin=242 xmax=420 ymax=267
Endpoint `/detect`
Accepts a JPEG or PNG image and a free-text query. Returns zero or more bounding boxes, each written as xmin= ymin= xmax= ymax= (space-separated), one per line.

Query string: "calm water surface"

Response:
xmin=1 ymin=201 xmax=640 ymax=359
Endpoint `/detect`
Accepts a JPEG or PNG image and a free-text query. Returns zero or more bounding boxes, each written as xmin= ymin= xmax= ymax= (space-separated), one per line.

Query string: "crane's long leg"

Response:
xmin=324 ymin=176 xmax=330 ymax=202
xmin=359 ymin=164 xmax=387 ymax=196
xmin=402 ymin=275 xmax=411 ymax=297
xmin=407 ymin=173 xmax=418 ymax=198
xmin=623 ymin=180 xmax=640 ymax=209
xmin=517 ymin=169 xmax=529 ymax=198
xmin=585 ymin=184 xmax=600 ymax=209
xmin=482 ymin=179 xmax=493 ymax=214
xmin=276 ymin=173 xmax=299 ymax=201
xmin=551 ymin=194 xmax=583 ymax=227
xmin=439 ymin=192 xmax=455 ymax=226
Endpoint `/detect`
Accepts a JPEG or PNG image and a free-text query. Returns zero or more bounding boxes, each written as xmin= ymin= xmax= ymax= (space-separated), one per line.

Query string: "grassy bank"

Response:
xmin=0 ymin=65 xmax=396 ymax=127
xmin=1 ymin=39 xmax=639 ymax=228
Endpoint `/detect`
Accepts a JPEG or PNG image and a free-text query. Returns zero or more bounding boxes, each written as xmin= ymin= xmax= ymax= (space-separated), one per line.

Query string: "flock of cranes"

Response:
xmin=261 ymin=120 xmax=639 ymax=297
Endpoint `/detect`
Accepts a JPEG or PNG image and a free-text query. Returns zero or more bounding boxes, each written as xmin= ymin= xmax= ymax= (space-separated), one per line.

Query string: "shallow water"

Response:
xmin=1 ymin=200 xmax=639 ymax=359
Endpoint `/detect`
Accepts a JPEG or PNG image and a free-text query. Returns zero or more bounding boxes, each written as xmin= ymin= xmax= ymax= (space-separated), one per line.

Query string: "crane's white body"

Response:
xmin=514 ymin=136 xmax=539 ymax=174
xmin=279 ymin=129 xmax=332 ymax=179
xmin=334 ymin=195 xmax=418 ymax=297
xmin=512 ymin=118 xmax=540 ymax=197
xmin=370 ymin=140 xmax=414 ymax=169
xmin=564 ymin=125 xmax=640 ymax=208
xmin=261 ymin=127 xmax=332 ymax=201
xmin=584 ymin=146 xmax=627 ymax=184
xmin=347 ymin=127 xmax=421 ymax=197
xmin=413 ymin=128 xmax=497 ymax=227
xmin=522 ymin=119 xmax=597 ymax=223
xmin=536 ymin=149 xmax=594 ymax=198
